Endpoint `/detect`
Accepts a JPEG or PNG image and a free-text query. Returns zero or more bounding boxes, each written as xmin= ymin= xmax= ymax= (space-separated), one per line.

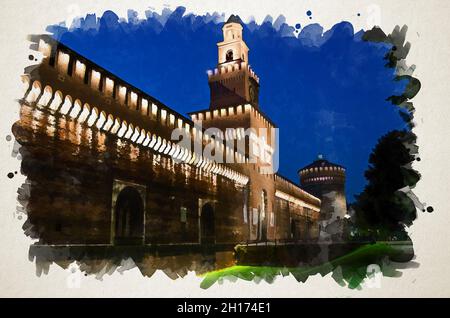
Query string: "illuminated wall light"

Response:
xmin=188 ymin=153 xmax=196 ymax=165
xmin=137 ymin=129 xmax=146 ymax=144
xmin=74 ymin=60 xmax=86 ymax=81
xmin=181 ymin=147 xmax=189 ymax=161
xmin=37 ymin=86 xmax=53 ymax=107
xmin=160 ymin=109 xmax=167 ymax=124
xmin=68 ymin=99 xmax=81 ymax=118
xmin=167 ymin=113 xmax=175 ymax=126
xmin=174 ymin=147 xmax=182 ymax=160
xmin=163 ymin=141 xmax=171 ymax=155
xmin=196 ymin=158 xmax=204 ymax=168
xmin=142 ymin=132 xmax=151 ymax=146
xmin=38 ymin=39 xmax=51 ymax=57
xmin=96 ymin=112 xmax=107 ymax=129
xmin=26 ymin=81 xmax=41 ymax=103
xmin=213 ymin=110 xmax=218 ymax=118
xmin=59 ymin=96 xmax=73 ymax=115
xmin=57 ymin=51 xmax=70 ymax=74
xmin=194 ymin=154 xmax=202 ymax=166
xmin=130 ymin=91 xmax=138 ymax=108
xmin=104 ymin=77 xmax=114 ymax=96
xmin=77 ymin=104 xmax=91 ymax=123
xmin=102 ymin=115 xmax=114 ymax=132
xmin=118 ymin=85 xmax=127 ymax=104
xmin=131 ymin=127 xmax=140 ymax=142
xmin=86 ymin=108 xmax=99 ymax=127
xmin=152 ymin=137 xmax=161 ymax=151
xmin=157 ymin=139 xmax=166 ymax=153
xmin=124 ymin=125 xmax=134 ymax=139
xmin=163 ymin=140 xmax=170 ymax=154
xmin=90 ymin=70 xmax=101 ymax=90
xmin=181 ymin=149 xmax=190 ymax=162
xmin=177 ymin=118 xmax=183 ymax=129
xmin=151 ymin=103 xmax=158 ymax=118
xmin=175 ymin=147 xmax=184 ymax=160
xmin=169 ymin=144 xmax=178 ymax=157
xmin=185 ymin=151 xmax=193 ymax=163
xmin=149 ymin=135 xmax=157 ymax=148
xmin=110 ymin=118 xmax=121 ymax=134
xmin=117 ymin=122 xmax=128 ymax=138
xmin=141 ymin=98 xmax=148 ymax=115
xmin=21 ymin=75 xmax=30 ymax=94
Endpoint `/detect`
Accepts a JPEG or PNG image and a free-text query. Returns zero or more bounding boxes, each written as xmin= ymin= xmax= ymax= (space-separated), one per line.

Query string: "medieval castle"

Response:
xmin=14 ymin=16 xmax=347 ymax=269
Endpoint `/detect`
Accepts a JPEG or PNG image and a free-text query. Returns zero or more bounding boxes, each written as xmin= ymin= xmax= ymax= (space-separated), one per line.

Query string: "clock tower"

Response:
xmin=207 ymin=15 xmax=260 ymax=109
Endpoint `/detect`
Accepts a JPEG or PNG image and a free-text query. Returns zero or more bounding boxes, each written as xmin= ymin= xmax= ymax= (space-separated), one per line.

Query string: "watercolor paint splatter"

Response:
xmin=12 ymin=6 xmax=429 ymax=289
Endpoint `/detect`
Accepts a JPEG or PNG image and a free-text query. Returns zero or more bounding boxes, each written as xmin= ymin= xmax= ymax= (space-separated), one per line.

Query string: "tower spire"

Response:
xmin=207 ymin=15 xmax=260 ymax=109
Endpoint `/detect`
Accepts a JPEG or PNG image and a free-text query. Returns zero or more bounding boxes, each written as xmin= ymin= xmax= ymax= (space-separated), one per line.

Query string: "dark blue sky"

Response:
xmin=48 ymin=7 xmax=408 ymax=201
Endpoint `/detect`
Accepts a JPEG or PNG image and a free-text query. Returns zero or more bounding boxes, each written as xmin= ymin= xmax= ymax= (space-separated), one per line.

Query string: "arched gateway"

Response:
xmin=114 ymin=186 xmax=144 ymax=245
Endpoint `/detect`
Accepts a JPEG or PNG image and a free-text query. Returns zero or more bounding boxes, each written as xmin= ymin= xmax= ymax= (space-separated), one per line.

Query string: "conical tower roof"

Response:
xmin=225 ymin=14 xmax=243 ymax=25
xmin=298 ymin=154 xmax=345 ymax=173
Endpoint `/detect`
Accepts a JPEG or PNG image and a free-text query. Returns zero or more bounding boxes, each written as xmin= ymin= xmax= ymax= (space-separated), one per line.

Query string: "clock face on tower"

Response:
xmin=249 ymin=80 xmax=258 ymax=105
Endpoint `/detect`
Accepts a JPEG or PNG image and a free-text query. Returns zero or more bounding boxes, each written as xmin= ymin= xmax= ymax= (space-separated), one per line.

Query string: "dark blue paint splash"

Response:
xmin=47 ymin=7 xmax=408 ymax=200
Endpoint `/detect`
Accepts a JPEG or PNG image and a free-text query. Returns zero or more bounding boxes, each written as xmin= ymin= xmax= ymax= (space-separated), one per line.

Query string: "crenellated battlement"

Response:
xmin=24 ymin=34 xmax=250 ymax=186
xmin=299 ymin=165 xmax=346 ymax=186
xmin=207 ymin=61 xmax=260 ymax=84
xmin=188 ymin=103 xmax=276 ymax=130
xmin=274 ymin=174 xmax=321 ymax=210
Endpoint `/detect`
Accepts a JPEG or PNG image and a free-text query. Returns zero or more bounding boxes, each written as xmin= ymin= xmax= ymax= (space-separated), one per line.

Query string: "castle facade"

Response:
xmin=13 ymin=16 xmax=347 ymax=265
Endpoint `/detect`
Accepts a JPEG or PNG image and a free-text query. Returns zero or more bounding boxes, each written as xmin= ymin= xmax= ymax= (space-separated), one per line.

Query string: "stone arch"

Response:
xmin=37 ymin=85 xmax=53 ymax=107
xmin=86 ymin=107 xmax=99 ymax=127
xmin=131 ymin=126 xmax=140 ymax=142
xmin=113 ymin=186 xmax=145 ymax=245
xmin=117 ymin=120 xmax=128 ymax=138
xmin=95 ymin=111 xmax=107 ymax=129
xmin=226 ymin=49 xmax=234 ymax=62
xmin=110 ymin=117 xmax=121 ymax=134
xmin=69 ymin=99 xmax=82 ymax=118
xmin=142 ymin=131 xmax=152 ymax=146
xmin=78 ymin=103 xmax=91 ymax=122
xmin=102 ymin=114 xmax=115 ymax=132
xmin=124 ymin=123 xmax=134 ymax=139
xmin=59 ymin=95 xmax=73 ymax=115
xmin=25 ymin=80 xmax=42 ymax=103
xmin=49 ymin=90 xmax=63 ymax=111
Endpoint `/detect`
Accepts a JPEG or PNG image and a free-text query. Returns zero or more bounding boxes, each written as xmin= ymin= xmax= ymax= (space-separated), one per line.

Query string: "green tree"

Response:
xmin=352 ymin=130 xmax=420 ymax=241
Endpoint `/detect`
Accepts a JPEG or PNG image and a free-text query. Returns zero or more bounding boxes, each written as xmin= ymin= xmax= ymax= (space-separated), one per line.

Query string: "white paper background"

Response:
xmin=0 ymin=0 xmax=449 ymax=297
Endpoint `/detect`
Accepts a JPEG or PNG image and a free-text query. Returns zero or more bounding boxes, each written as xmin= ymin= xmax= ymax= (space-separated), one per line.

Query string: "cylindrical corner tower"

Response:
xmin=298 ymin=155 xmax=347 ymax=240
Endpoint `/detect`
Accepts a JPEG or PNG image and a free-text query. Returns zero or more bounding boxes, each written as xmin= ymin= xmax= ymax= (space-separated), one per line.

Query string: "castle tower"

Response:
xmin=208 ymin=15 xmax=260 ymax=109
xmin=298 ymin=155 xmax=347 ymax=241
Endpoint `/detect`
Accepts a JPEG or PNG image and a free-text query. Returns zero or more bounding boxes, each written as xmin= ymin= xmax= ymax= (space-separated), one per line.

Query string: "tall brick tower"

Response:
xmin=298 ymin=155 xmax=347 ymax=241
xmin=207 ymin=15 xmax=260 ymax=109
